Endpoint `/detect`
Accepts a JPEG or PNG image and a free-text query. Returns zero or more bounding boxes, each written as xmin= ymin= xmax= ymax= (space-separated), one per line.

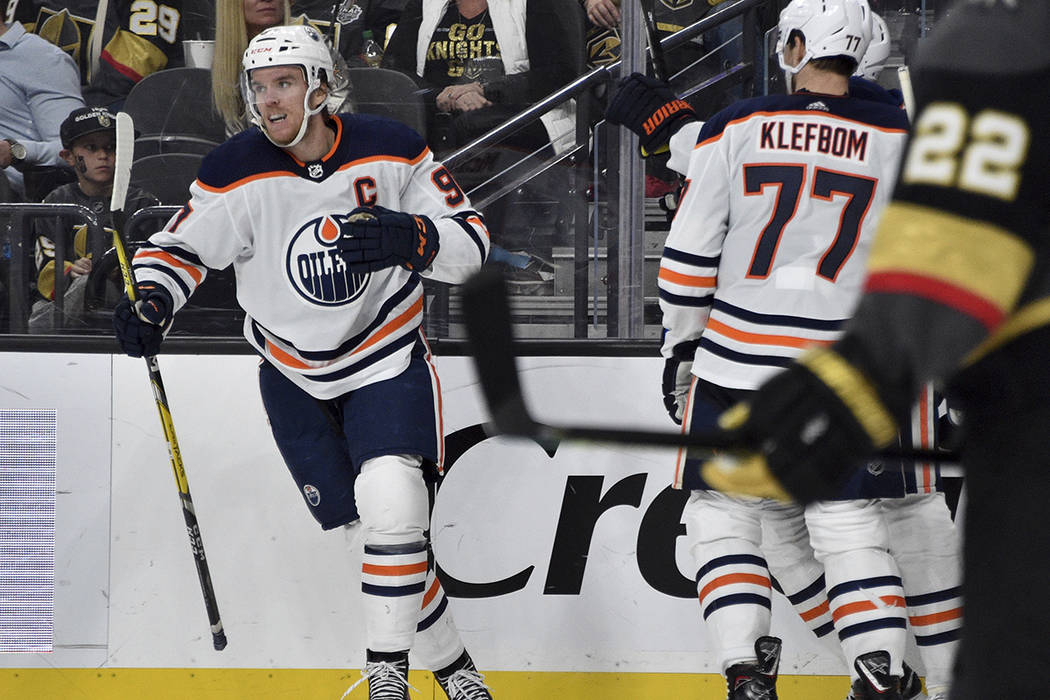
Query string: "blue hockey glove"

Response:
xmin=701 ymin=347 xmax=899 ymax=504
xmin=112 ymin=282 xmax=173 ymax=357
xmin=605 ymin=72 xmax=697 ymax=157
xmin=337 ymin=206 xmax=440 ymax=273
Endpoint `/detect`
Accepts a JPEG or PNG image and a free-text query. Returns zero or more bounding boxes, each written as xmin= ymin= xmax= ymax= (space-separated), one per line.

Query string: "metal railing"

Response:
xmin=438 ymin=0 xmax=773 ymax=339
xmin=443 ymin=0 xmax=769 ymax=172
xmin=0 ymin=203 xmax=107 ymax=334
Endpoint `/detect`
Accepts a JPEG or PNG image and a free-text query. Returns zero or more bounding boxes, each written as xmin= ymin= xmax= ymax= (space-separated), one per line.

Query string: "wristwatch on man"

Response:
xmin=3 ymin=138 xmax=27 ymax=168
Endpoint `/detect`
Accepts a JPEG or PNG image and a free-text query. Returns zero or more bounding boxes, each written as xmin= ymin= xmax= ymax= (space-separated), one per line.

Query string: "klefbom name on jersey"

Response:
xmin=285 ymin=212 xmax=370 ymax=306
xmin=758 ymin=120 xmax=869 ymax=163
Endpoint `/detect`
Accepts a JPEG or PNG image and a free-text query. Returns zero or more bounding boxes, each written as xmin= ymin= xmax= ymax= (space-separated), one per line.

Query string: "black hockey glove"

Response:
xmin=662 ymin=357 xmax=694 ymax=425
xmin=605 ymin=72 xmax=697 ymax=157
xmin=338 ymin=206 xmax=440 ymax=273
xmin=112 ymin=282 xmax=173 ymax=357
xmin=700 ymin=347 xmax=899 ymax=504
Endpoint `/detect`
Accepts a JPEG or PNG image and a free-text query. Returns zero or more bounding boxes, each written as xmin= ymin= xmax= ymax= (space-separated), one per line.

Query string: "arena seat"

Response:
xmin=122 ymin=67 xmax=227 ymax=143
xmin=130 ymin=153 xmax=204 ymax=206
xmin=346 ymin=67 xmax=427 ymax=138
xmin=134 ymin=134 xmax=220 ymax=158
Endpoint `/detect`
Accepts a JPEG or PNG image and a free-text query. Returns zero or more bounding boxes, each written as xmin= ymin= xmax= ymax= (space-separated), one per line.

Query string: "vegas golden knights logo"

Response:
xmin=36 ymin=8 xmax=88 ymax=75
xmin=586 ymin=28 xmax=621 ymax=68
xmin=659 ymin=0 xmax=694 ymax=9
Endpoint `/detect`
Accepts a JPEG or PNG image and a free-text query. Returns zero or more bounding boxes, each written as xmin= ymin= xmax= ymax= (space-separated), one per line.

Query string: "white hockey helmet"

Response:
xmin=776 ymin=0 xmax=872 ymax=90
xmin=241 ymin=24 xmax=345 ymax=147
xmin=855 ymin=12 xmax=891 ymax=80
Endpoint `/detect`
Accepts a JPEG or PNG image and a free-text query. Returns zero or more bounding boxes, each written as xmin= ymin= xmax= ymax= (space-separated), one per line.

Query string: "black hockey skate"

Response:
xmin=899 ymin=662 xmax=925 ymax=700
xmin=435 ymin=651 xmax=494 ymax=700
xmin=342 ymin=650 xmax=412 ymax=700
xmin=847 ymin=661 xmax=923 ymax=700
xmin=850 ymin=650 xmax=903 ymax=700
xmin=724 ymin=636 xmax=781 ymax=700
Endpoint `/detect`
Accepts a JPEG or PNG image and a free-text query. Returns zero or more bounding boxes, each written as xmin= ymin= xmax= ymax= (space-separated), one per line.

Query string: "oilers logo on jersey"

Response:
xmin=286 ymin=212 xmax=369 ymax=306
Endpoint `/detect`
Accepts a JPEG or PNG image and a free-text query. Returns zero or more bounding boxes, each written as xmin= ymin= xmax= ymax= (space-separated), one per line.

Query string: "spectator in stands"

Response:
xmin=0 ymin=18 xmax=84 ymax=199
xmin=290 ymin=0 xmax=408 ymax=64
xmin=14 ymin=1 xmax=194 ymax=109
xmin=28 ymin=106 xmax=158 ymax=333
xmin=384 ymin=0 xmax=579 ymax=157
xmin=382 ymin=0 xmax=583 ymax=287
xmin=213 ymin=0 xmax=293 ymax=133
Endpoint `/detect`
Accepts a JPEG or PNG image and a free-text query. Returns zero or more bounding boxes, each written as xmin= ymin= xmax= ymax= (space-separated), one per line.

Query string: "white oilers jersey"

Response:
xmin=132 ymin=113 xmax=489 ymax=399
xmin=659 ymin=92 xmax=909 ymax=390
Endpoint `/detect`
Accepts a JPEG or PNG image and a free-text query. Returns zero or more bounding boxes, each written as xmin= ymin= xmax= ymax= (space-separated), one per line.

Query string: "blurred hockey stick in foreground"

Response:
xmin=461 ymin=268 xmax=958 ymax=462
xmin=112 ymin=112 xmax=227 ymax=651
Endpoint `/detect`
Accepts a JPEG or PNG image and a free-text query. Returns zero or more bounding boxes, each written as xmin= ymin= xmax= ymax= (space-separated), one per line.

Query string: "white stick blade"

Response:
xmin=111 ymin=112 xmax=135 ymax=213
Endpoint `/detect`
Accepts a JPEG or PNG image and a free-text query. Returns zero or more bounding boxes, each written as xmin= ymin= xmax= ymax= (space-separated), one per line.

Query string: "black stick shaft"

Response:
xmin=462 ymin=269 xmax=960 ymax=464
xmin=112 ymin=111 xmax=226 ymax=651
xmin=640 ymin=0 xmax=671 ymax=82
xmin=146 ymin=358 xmax=228 ymax=650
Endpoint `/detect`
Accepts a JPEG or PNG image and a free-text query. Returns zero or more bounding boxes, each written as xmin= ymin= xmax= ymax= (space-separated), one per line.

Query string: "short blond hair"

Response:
xmin=211 ymin=0 xmax=291 ymax=134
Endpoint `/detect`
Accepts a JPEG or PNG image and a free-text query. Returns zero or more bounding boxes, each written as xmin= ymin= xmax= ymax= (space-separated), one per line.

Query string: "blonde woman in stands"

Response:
xmin=212 ymin=0 xmax=293 ymax=134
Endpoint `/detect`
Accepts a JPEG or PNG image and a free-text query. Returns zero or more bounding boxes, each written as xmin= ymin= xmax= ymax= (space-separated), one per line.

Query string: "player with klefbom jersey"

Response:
xmin=111 ymin=23 xmax=493 ymax=700
xmin=648 ymin=0 xmax=912 ymax=697
xmin=612 ymin=11 xmax=957 ymax=696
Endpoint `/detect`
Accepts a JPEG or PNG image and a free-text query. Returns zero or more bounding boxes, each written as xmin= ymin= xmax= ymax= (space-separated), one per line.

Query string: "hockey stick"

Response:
xmin=111 ymin=112 xmax=228 ymax=651
xmin=88 ymin=0 xmax=110 ymax=82
xmin=640 ymin=0 xmax=671 ymax=83
xmin=461 ymin=268 xmax=959 ymax=462
xmin=897 ymin=65 xmax=916 ymax=121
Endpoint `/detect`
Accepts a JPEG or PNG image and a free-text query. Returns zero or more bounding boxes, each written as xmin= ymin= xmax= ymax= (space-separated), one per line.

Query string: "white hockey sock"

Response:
xmin=694 ymin=544 xmax=773 ymax=671
xmin=411 ymin=565 xmax=465 ymax=671
xmin=361 ymin=540 xmax=428 ymax=652
xmin=823 ymin=548 xmax=907 ymax=678
xmin=779 ymin=574 xmax=841 ymax=658
xmin=884 ymin=494 xmax=961 ymax=692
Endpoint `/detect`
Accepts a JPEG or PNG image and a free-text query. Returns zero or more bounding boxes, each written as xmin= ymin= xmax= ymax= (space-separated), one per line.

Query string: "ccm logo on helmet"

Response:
xmin=285 ymin=213 xmax=370 ymax=306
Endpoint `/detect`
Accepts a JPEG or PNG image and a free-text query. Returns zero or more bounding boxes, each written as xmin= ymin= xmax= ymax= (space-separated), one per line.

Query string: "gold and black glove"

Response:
xmin=702 ymin=347 xmax=898 ymax=504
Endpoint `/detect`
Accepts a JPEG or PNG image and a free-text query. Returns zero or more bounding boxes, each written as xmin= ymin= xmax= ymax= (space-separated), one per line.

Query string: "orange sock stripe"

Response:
xmin=361 ymin=561 xmax=428 ymax=577
xmin=421 ymin=577 xmax=442 ymax=610
xmin=799 ymin=600 xmax=830 ymax=622
xmin=832 ymin=596 xmax=906 ymax=621
xmin=909 ymin=608 xmax=963 ymax=626
xmin=697 ymin=573 xmax=770 ymax=604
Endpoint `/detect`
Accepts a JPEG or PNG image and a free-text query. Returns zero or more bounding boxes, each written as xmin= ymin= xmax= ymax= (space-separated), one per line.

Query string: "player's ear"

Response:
xmin=309 ymin=84 xmax=329 ymax=110
xmin=59 ymin=148 xmax=75 ymax=168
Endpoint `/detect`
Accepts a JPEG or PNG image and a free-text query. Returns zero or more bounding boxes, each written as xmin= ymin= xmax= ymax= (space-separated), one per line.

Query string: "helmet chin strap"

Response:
xmin=779 ymin=49 xmax=811 ymax=94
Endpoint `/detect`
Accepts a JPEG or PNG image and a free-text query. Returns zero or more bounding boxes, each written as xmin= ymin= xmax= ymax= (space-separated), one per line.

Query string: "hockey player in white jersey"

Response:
xmin=111 ymin=24 xmax=493 ymax=700
xmin=606 ymin=7 xmax=961 ymax=698
xmin=608 ymin=1 xmax=914 ymax=697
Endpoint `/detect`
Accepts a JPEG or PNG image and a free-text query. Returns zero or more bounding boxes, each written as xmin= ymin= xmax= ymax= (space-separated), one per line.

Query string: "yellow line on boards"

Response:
xmin=0 ymin=668 xmax=855 ymax=699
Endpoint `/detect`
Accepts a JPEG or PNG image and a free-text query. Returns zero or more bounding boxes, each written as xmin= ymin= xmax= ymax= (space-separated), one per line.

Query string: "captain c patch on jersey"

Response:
xmin=286 ymin=213 xmax=370 ymax=306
